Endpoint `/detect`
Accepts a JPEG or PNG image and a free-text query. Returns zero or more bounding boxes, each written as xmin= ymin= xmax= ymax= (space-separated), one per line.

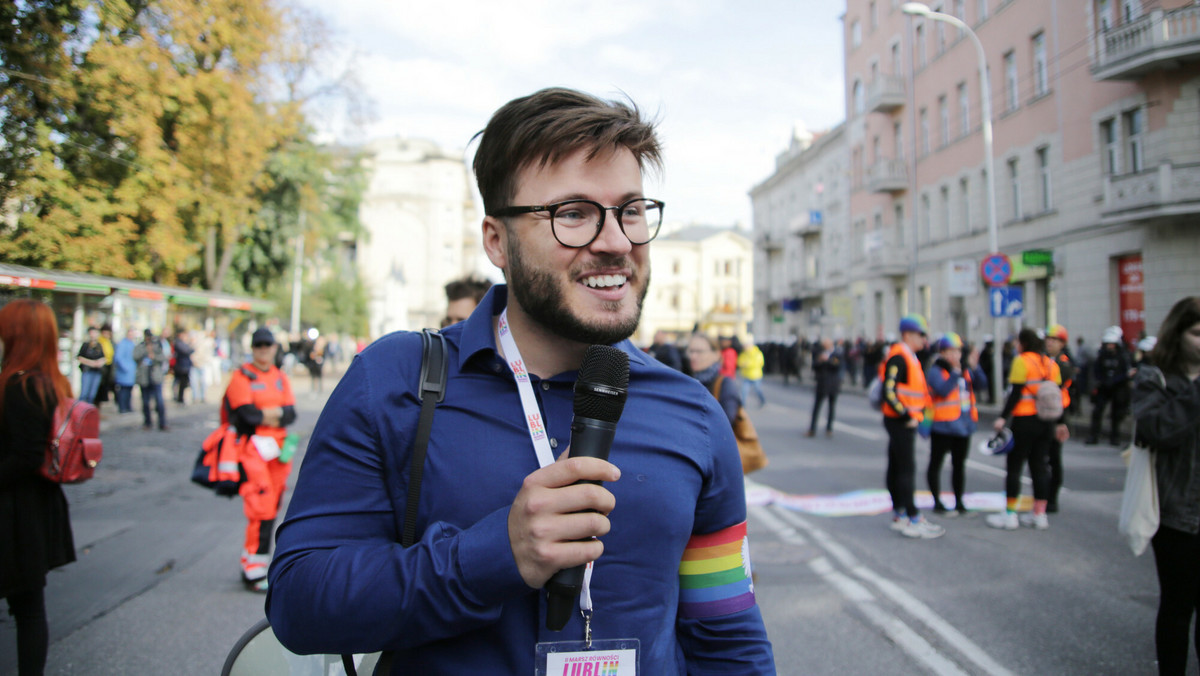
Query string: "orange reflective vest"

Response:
xmin=1012 ymin=351 xmax=1062 ymax=418
xmin=930 ymin=367 xmax=978 ymax=423
xmin=203 ymin=363 xmax=295 ymax=485
xmin=1054 ymin=352 xmax=1073 ymax=408
xmin=880 ymin=342 xmax=930 ymax=421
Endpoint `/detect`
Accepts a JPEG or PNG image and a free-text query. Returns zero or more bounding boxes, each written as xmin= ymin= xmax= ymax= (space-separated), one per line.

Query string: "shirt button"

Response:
xmin=541 ymin=382 xmax=551 ymax=391
xmin=550 ymin=438 xmax=558 ymax=449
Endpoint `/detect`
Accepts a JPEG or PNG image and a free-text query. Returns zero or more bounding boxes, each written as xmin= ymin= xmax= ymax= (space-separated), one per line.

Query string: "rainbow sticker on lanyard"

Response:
xmin=678 ymin=521 xmax=756 ymax=618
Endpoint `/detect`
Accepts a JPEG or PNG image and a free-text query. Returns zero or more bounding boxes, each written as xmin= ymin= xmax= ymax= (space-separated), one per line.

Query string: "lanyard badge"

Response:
xmin=498 ymin=310 xmax=640 ymax=673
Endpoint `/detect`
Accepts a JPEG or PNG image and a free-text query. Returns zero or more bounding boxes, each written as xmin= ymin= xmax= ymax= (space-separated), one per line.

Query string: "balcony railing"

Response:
xmin=867 ymin=158 xmax=908 ymax=194
xmin=1093 ymin=6 xmax=1200 ymax=80
xmin=756 ymin=231 xmax=785 ymax=252
xmin=1101 ymin=162 xmax=1200 ymax=222
xmin=863 ymin=229 xmax=910 ymax=277
xmin=866 ymin=74 xmax=906 ymax=113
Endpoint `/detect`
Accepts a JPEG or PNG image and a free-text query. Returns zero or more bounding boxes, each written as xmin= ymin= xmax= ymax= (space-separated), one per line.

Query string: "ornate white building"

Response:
xmin=640 ymin=225 xmax=755 ymax=345
xmin=357 ymin=138 xmax=482 ymax=338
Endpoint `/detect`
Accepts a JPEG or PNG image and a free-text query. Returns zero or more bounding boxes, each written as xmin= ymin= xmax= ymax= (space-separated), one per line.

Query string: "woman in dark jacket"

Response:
xmin=1132 ymin=296 xmax=1200 ymax=676
xmin=687 ymin=333 xmax=740 ymax=428
xmin=0 ymin=299 xmax=77 ymax=675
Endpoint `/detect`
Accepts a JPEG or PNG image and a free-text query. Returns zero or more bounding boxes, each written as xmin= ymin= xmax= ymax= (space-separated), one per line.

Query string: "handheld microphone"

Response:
xmin=545 ymin=345 xmax=630 ymax=631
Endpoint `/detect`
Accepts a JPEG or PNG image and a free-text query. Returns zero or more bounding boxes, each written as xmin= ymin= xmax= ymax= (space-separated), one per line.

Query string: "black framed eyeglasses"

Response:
xmin=493 ymin=197 xmax=665 ymax=248
xmin=252 ymin=342 xmax=274 ymax=348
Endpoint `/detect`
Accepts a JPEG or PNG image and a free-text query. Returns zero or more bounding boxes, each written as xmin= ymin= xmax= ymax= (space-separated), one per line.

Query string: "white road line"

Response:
xmin=752 ymin=504 xmax=1017 ymax=676
xmin=966 ymin=459 xmax=1032 ymax=486
xmin=833 ymin=422 xmax=885 ymax=440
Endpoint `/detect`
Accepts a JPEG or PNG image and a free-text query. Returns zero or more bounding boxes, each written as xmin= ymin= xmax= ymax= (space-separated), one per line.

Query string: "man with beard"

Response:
xmin=267 ymin=88 xmax=775 ymax=674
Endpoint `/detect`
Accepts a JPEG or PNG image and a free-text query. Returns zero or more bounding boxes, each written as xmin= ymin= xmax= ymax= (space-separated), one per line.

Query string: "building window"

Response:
xmin=872 ymin=135 xmax=881 ymax=164
xmin=870 ymin=1 xmax=878 ymax=30
xmin=894 ymin=121 xmax=904 ymax=160
xmin=940 ymin=185 xmax=951 ymax=239
xmin=916 ymin=24 xmax=927 ymax=68
xmin=1101 ymin=118 xmax=1118 ymax=174
xmin=1037 ymin=146 xmax=1052 ymax=211
xmin=1008 ymin=157 xmax=1021 ymax=219
xmin=1004 ymin=50 xmax=1018 ymax=112
xmin=959 ymin=176 xmax=971 ymax=231
xmin=853 ymin=79 xmax=865 ymax=116
xmin=921 ymin=193 xmax=932 ymax=242
xmin=1098 ymin=0 xmax=1111 ymax=31
xmin=1032 ymin=32 xmax=1048 ymax=97
xmin=1125 ymin=107 xmax=1144 ymax=173
xmin=852 ymin=19 xmax=862 ymax=47
xmin=957 ymin=82 xmax=970 ymax=137
xmin=920 ymin=108 xmax=930 ymax=156
xmin=939 ymin=95 xmax=949 ymax=147
xmin=935 ymin=6 xmax=947 ymax=54
xmin=890 ymin=42 xmax=901 ymax=74
xmin=978 ymin=0 xmax=989 ymax=22
xmin=1121 ymin=0 xmax=1141 ymax=23
xmin=954 ymin=0 xmax=966 ymax=33
xmin=895 ymin=204 xmax=906 ymax=245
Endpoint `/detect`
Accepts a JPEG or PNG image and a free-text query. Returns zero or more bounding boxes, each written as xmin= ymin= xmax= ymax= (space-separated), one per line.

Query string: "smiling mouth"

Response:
xmin=582 ymin=274 xmax=627 ymax=289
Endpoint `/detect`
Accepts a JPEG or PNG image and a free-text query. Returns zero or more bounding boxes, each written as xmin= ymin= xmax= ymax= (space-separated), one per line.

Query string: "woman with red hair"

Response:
xmin=0 ymin=299 xmax=77 ymax=675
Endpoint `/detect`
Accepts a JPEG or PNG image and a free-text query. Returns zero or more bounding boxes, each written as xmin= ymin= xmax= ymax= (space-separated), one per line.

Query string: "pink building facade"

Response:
xmin=828 ymin=0 xmax=1200 ymax=347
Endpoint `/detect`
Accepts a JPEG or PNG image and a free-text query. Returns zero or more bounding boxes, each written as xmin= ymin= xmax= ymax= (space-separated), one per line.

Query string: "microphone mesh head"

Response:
xmin=574 ymin=345 xmax=629 ymax=422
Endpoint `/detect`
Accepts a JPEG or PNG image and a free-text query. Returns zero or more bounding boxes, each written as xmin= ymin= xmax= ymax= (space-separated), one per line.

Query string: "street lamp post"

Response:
xmin=901 ymin=2 xmax=1003 ymax=404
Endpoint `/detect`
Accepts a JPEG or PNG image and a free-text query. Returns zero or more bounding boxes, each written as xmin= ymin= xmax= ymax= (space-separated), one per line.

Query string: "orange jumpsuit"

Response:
xmin=219 ymin=363 xmax=296 ymax=584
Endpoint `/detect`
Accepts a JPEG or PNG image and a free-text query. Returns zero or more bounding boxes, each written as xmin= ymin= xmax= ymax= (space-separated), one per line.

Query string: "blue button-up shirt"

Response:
xmin=267 ymin=285 xmax=775 ymax=674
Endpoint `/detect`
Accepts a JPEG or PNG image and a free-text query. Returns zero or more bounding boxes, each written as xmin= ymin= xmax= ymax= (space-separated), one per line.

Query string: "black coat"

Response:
xmin=0 ymin=376 xmax=76 ymax=597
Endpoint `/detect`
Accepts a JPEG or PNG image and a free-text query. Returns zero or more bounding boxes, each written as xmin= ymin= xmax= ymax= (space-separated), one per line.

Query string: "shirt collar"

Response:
xmin=454 ymin=283 xmax=653 ymax=375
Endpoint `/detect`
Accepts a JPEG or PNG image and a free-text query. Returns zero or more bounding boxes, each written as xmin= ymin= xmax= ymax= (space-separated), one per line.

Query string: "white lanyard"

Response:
xmin=496 ymin=309 xmax=597 ymax=623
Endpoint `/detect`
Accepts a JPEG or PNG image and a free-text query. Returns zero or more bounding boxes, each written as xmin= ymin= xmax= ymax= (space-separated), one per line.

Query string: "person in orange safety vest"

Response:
xmin=880 ymin=314 xmax=942 ymax=539
xmin=208 ymin=326 xmax=297 ymax=591
xmin=987 ymin=328 xmax=1065 ymax=532
xmin=923 ymin=332 xmax=978 ymax=517
xmin=1043 ymin=324 xmax=1075 ymax=513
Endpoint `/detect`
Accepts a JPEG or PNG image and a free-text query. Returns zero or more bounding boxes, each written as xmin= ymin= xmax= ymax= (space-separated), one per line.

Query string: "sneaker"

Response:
xmin=890 ymin=516 xmax=908 ymax=531
xmin=932 ymin=504 xmax=949 ymax=516
xmin=957 ymin=508 xmax=974 ymax=518
xmin=986 ymin=512 xmax=1019 ymax=530
xmin=805 ymin=430 xmax=816 ymax=438
xmin=901 ymin=518 xmax=945 ymax=539
xmin=1019 ymin=512 xmax=1050 ymax=530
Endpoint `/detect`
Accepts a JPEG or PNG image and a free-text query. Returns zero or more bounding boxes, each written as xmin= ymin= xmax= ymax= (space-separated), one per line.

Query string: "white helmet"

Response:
xmin=978 ymin=428 xmax=1014 ymax=456
xmin=1101 ymin=325 xmax=1123 ymax=344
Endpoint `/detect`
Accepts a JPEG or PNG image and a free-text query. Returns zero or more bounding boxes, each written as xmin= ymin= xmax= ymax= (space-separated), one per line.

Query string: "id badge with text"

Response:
xmin=535 ymin=639 xmax=639 ymax=676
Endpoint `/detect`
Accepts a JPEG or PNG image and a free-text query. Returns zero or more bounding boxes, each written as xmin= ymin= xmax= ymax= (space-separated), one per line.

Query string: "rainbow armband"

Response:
xmin=678 ymin=521 xmax=756 ymax=618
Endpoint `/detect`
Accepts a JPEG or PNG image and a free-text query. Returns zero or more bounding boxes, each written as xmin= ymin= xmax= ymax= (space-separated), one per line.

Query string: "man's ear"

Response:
xmin=482 ymin=216 xmax=508 ymax=271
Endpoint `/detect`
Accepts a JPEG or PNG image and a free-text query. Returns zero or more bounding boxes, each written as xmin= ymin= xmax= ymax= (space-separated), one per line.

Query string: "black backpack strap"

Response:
xmin=404 ymin=328 xmax=447 ymax=548
xmin=344 ymin=329 xmax=447 ymax=676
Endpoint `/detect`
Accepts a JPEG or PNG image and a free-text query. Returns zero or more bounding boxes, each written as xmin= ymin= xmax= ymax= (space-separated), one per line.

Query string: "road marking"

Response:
xmin=833 ymin=422 xmax=885 ymax=440
xmin=750 ymin=503 xmax=1017 ymax=676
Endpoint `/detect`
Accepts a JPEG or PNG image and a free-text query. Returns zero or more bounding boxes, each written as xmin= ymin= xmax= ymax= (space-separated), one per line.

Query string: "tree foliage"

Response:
xmin=0 ymin=0 xmax=367 ymax=303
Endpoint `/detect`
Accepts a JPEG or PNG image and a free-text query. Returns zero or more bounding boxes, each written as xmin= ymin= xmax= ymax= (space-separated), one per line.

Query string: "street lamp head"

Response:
xmin=901 ymin=2 xmax=932 ymax=16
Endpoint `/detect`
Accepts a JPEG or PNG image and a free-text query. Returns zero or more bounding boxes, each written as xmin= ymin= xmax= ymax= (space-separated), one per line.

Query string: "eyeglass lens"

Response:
xmin=552 ymin=199 xmax=662 ymax=247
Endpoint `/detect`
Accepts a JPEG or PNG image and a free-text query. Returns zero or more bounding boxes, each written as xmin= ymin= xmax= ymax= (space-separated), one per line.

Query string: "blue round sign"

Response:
xmin=980 ymin=253 xmax=1012 ymax=287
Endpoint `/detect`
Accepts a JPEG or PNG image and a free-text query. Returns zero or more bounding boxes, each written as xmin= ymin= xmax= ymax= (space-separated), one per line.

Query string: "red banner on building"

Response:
xmin=1118 ymin=254 xmax=1144 ymax=346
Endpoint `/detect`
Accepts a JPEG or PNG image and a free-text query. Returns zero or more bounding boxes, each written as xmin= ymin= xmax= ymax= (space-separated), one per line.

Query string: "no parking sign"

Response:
xmin=980 ymin=253 xmax=1012 ymax=287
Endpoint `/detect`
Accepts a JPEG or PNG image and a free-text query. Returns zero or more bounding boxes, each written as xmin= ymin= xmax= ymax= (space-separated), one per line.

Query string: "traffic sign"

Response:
xmin=980 ymin=253 xmax=1013 ymax=287
xmin=989 ymin=286 xmax=1024 ymax=317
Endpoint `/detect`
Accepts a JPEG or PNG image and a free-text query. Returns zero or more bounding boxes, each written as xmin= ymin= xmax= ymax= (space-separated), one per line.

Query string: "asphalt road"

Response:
xmin=0 ymin=369 xmax=1171 ymax=675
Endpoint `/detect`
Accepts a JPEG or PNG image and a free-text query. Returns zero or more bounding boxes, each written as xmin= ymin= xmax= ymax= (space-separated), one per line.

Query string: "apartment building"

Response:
xmin=357 ymin=138 xmax=482 ymax=338
xmin=641 ymin=225 xmax=754 ymax=345
xmin=757 ymin=0 xmax=1200 ymax=347
xmin=749 ymin=123 xmax=851 ymax=342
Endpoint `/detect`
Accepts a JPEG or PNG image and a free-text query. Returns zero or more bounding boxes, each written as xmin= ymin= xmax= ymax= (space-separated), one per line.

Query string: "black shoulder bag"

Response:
xmin=344 ymin=328 xmax=447 ymax=676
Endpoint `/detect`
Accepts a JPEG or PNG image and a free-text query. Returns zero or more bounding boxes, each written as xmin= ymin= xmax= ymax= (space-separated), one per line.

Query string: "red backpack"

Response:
xmin=41 ymin=398 xmax=103 ymax=484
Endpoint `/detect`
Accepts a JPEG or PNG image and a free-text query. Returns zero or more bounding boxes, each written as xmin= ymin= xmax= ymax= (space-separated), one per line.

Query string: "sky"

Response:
xmin=292 ymin=0 xmax=848 ymax=229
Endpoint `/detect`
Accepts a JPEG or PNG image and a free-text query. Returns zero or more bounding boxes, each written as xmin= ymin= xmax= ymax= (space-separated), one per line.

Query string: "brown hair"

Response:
xmin=0 ymin=299 xmax=73 ymax=415
xmin=1150 ymin=296 xmax=1200 ymax=376
xmin=444 ymin=276 xmax=493 ymax=304
xmin=472 ymin=87 xmax=663 ymax=216
xmin=1017 ymin=327 xmax=1043 ymax=354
